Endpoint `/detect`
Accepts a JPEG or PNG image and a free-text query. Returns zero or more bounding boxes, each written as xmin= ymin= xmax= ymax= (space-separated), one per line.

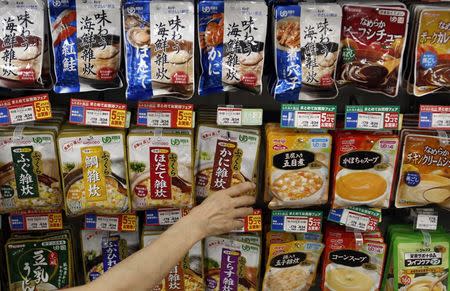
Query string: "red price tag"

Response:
xmin=120 ymin=214 xmax=137 ymax=232
xmin=384 ymin=112 xmax=399 ymax=129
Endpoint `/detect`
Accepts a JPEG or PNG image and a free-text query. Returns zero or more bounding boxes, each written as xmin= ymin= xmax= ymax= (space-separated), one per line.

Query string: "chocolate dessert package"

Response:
xmin=337 ymin=4 xmax=409 ymax=97
xmin=123 ymin=0 xmax=195 ymax=101
xmin=198 ymin=0 xmax=268 ymax=95
xmin=49 ymin=0 xmax=122 ymax=93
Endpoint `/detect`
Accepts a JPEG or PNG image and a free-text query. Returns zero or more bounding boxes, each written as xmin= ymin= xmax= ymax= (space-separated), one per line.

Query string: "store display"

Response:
xmin=198 ymin=0 xmax=268 ymax=95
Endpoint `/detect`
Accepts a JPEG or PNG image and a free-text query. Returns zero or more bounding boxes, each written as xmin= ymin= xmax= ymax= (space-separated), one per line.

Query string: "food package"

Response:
xmin=395 ymin=130 xmax=450 ymax=209
xmin=331 ymin=131 xmax=400 ymax=209
xmin=123 ymin=0 xmax=195 ymax=100
xmin=48 ymin=0 xmax=122 ymax=93
xmin=0 ymin=128 xmax=62 ymax=213
xmin=57 ymin=129 xmax=130 ymax=216
xmin=195 ymin=125 xmax=260 ymax=199
xmin=263 ymin=240 xmax=324 ymax=291
xmin=337 ymin=4 xmax=409 ymax=97
xmin=81 ymin=228 xmax=140 ymax=283
xmin=127 ymin=128 xmax=194 ymax=210
xmin=142 ymin=230 xmax=204 ymax=290
xmin=265 ymin=124 xmax=332 ymax=209
xmin=5 ymin=230 xmax=75 ymax=290
xmin=198 ymin=0 xmax=267 ymax=95
xmin=204 ymin=235 xmax=261 ymax=291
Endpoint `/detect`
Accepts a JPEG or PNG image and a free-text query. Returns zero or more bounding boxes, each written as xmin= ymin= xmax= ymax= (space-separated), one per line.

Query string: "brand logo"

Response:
xmin=127 ymin=7 xmax=135 ymax=14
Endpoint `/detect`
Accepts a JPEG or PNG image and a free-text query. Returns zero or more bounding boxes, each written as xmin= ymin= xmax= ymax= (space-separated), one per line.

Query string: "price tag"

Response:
xmin=96 ymin=216 xmax=119 ymax=231
xmin=284 ymin=216 xmax=308 ymax=232
xmin=69 ymin=98 xmax=129 ymax=128
xmin=345 ymin=212 xmax=370 ymax=231
xmin=345 ymin=105 xmax=401 ymax=130
xmin=281 ymin=104 xmax=336 ymax=129
xmin=416 ymin=214 xmax=438 ymax=230
xmin=26 ymin=216 xmax=49 ymax=230
xmin=9 ymin=211 xmax=63 ymax=231
xmin=231 ymin=209 xmax=262 ymax=233
xmin=0 ymin=94 xmax=52 ymax=125
xmin=271 ymin=210 xmax=322 ymax=233
xmin=137 ymin=102 xmax=194 ymax=128
xmin=145 ymin=208 xmax=190 ymax=226
xmin=217 ymin=106 xmax=263 ymax=126
xmin=85 ymin=214 xmax=137 ymax=232
xmin=328 ymin=206 xmax=381 ymax=231
xmin=419 ymin=105 xmax=450 ymax=130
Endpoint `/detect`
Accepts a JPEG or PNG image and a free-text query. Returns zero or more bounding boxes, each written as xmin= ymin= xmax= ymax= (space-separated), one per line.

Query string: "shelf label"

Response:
xmin=281 ymin=104 xmax=336 ymax=129
xmin=84 ymin=214 xmax=137 ymax=232
xmin=271 ymin=210 xmax=322 ymax=233
xmin=419 ymin=105 xmax=450 ymax=130
xmin=9 ymin=211 xmax=63 ymax=231
xmin=413 ymin=208 xmax=438 ymax=231
xmin=345 ymin=105 xmax=401 ymax=130
xmin=231 ymin=209 xmax=262 ymax=233
xmin=328 ymin=206 xmax=381 ymax=231
xmin=69 ymin=98 xmax=129 ymax=128
xmin=217 ymin=106 xmax=263 ymax=126
xmin=0 ymin=94 xmax=52 ymax=125
xmin=145 ymin=208 xmax=190 ymax=226
xmin=137 ymin=102 xmax=194 ymax=128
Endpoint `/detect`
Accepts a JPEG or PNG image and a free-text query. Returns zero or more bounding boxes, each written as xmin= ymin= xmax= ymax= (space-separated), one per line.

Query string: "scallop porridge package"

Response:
xmin=49 ymin=0 xmax=122 ymax=93
xmin=0 ymin=0 xmax=45 ymax=89
xmin=123 ymin=0 xmax=195 ymax=101
xmin=198 ymin=0 xmax=267 ymax=95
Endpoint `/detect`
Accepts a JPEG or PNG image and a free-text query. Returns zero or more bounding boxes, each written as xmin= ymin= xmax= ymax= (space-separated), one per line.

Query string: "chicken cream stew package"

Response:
xmin=123 ymin=0 xmax=195 ymax=101
xmin=266 ymin=125 xmax=332 ymax=209
xmin=0 ymin=0 xmax=45 ymax=89
xmin=57 ymin=130 xmax=130 ymax=216
xmin=49 ymin=0 xmax=122 ymax=93
xmin=127 ymin=129 xmax=194 ymax=210
xmin=198 ymin=0 xmax=267 ymax=95
xmin=195 ymin=125 xmax=260 ymax=199
xmin=204 ymin=235 xmax=261 ymax=291
xmin=263 ymin=240 xmax=324 ymax=291
xmin=0 ymin=129 xmax=62 ymax=213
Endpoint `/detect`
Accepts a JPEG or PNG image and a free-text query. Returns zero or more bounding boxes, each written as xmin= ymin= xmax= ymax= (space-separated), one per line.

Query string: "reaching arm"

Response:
xmin=70 ymin=182 xmax=256 ymax=291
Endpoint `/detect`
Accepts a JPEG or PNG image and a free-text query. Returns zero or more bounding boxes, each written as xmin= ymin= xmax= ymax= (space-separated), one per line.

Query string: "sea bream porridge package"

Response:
xmin=123 ymin=0 xmax=195 ymax=101
xmin=0 ymin=0 xmax=45 ymax=89
xmin=198 ymin=0 xmax=267 ymax=95
xmin=49 ymin=0 xmax=122 ymax=93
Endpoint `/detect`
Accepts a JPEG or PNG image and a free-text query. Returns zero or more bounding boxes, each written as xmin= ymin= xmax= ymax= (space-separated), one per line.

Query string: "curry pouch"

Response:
xmin=127 ymin=129 xmax=194 ymax=210
xmin=49 ymin=0 xmax=122 ymax=93
xmin=332 ymin=131 xmax=399 ymax=209
xmin=395 ymin=132 xmax=450 ymax=209
xmin=198 ymin=0 xmax=267 ymax=95
xmin=195 ymin=125 xmax=260 ymax=199
xmin=0 ymin=130 xmax=62 ymax=213
xmin=263 ymin=240 xmax=324 ymax=291
xmin=57 ymin=130 xmax=130 ymax=216
xmin=123 ymin=0 xmax=195 ymax=100
xmin=266 ymin=127 xmax=332 ymax=209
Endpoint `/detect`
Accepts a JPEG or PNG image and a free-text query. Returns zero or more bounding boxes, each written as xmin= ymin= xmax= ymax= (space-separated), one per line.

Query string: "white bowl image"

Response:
xmin=324 ymin=264 xmax=378 ymax=291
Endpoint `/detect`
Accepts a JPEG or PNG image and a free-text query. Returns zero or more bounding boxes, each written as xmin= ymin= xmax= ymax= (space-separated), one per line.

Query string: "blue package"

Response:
xmin=273 ymin=5 xmax=302 ymax=102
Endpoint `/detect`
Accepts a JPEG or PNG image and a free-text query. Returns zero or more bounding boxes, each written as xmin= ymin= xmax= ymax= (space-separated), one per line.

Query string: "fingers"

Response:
xmin=231 ymin=220 xmax=244 ymax=231
xmin=231 ymin=194 xmax=256 ymax=208
xmin=232 ymin=207 xmax=254 ymax=218
xmin=225 ymin=182 xmax=256 ymax=197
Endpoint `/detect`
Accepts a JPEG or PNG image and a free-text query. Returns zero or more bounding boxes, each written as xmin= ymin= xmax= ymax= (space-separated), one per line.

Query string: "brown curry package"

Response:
xmin=127 ymin=128 xmax=194 ymax=210
xmin=0 ymin=129 xmax=62 ymax=213
xmin=396 ymin=130 xmax=450 ymax=209
xmin=57 ymin=129 xmax=131 ymax=216
xmin=332 ymin=131 xmax=400 ymax=209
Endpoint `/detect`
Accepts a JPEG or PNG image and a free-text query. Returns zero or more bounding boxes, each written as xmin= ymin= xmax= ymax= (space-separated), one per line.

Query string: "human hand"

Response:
xmin=188 ymin=182 xmax=256 ymax=238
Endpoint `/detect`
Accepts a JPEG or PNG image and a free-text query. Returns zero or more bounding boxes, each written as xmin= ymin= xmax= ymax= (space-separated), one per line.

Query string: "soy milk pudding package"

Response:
xmin=123 ymin=0 xmax=195 ymax=100
xmin=49 ymin=0 xmax=122 ymax=93
xmin=198 ymin=0 xmax=267 ymax=95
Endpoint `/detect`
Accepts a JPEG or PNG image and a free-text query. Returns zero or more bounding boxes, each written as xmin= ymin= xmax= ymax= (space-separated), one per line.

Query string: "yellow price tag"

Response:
xmin=48 ymin=213 xmax=63 ymax=230
xmin=176 ymin=110 xmax=193 ymax=128
xmin=110 ymin=109 xmax=126 ymax=128
xmin=34 ymin=100 xmax=52 ymax=120
xmin=121 ymin=214 xmax=137 ymax=231
xmin=247 ymin=214 xmax=262 ymax=231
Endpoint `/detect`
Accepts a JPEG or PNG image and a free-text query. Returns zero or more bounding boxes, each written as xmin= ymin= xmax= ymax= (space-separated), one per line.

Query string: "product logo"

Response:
xmin=127 ymin=7 xmax=135 ymax=14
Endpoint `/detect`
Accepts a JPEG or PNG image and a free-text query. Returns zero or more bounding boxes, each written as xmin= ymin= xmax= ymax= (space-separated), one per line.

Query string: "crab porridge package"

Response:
xmin=263 ymin=240 xmax=324 ymax=291
xmin=0 ymin=129 xmax=62 ymax=213
xmin=57 ymin=129 xmax=130 ymax=216
xmin=123 ymin=0 xmax=195 ymax=101
xmin=198 ymin=0 xmax=267 ymax=95
xmin=337 ymin=4 xmax=408 ymax=97
xmin=48 ymin=0 xmax=122 ymax=93
xmin=195 ymin=125 xmax=260 ymax=199
xmin=265 ymin=124 xmax=332 ymax=209
xmin=127 ymin=129 xmax=194 ymax=210
xmin=332 ymin=131 xmax=400 ymax=209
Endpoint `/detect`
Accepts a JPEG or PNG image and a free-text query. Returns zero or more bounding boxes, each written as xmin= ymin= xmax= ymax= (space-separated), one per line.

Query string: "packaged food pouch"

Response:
xmin=127 ymin=129 xmax=194 ymax=210
xmin=57 ymin=130 xmax=131 ymax=216
xmin=0 ymin=129 xmax=62 ymax=213
xmin=48 ymin=0 xmax=122 ymax=93
xmin=266 ymin=125 xmax=332 ymax=209
xmin=123 ymin=0 xmax=195 ymax=100
xmin=263 ymin=240 xmax=324 ymax=291
xmin=337 ymin=4 xmax=409 ymax=97
xmin=332 ymin=131 xmax=400 ymax=209
xmin=0 ymin=0 xmax=45 ymax=89
xmin=198 ymin=0 xmax=267 ymax=95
